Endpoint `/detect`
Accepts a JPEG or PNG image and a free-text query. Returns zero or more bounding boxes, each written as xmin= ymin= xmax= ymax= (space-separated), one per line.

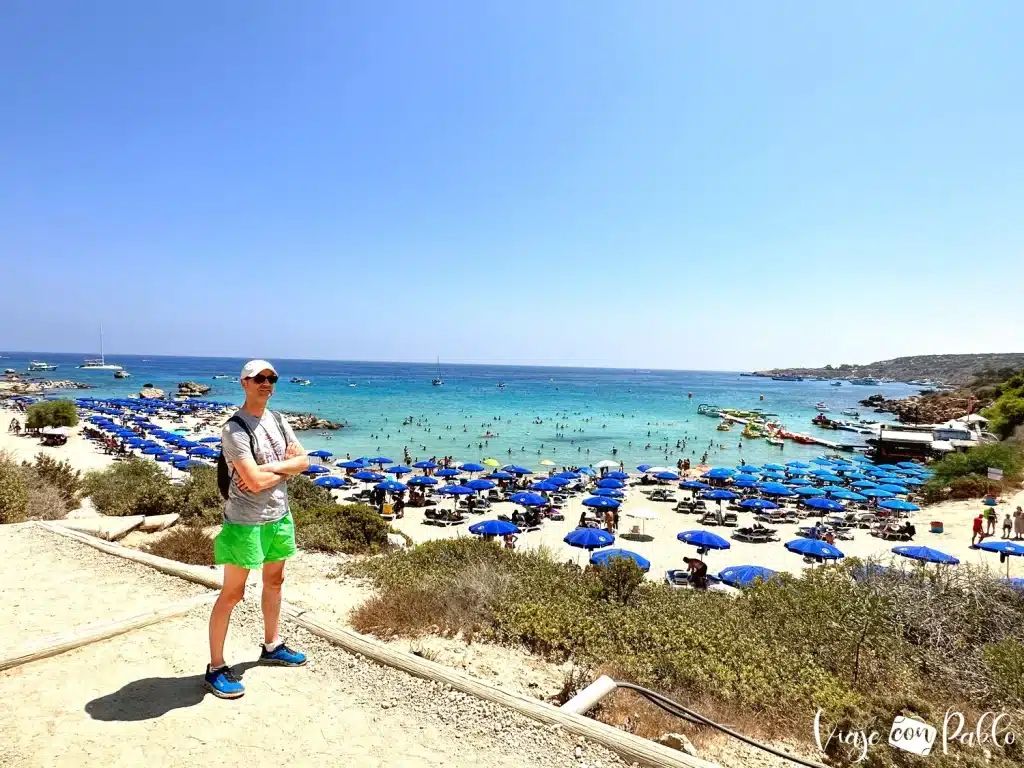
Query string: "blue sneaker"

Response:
xmin=259 ymin=641 xmax=307 ymax=667
xmin=204 ymin=664 xmax=245 ymax=699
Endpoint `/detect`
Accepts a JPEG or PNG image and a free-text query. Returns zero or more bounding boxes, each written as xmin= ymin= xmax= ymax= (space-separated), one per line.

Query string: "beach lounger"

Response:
xmin=732 ymin=526 xmax=779 ymax=543
xmin=434 ymin=516 xmax=466 ymax=527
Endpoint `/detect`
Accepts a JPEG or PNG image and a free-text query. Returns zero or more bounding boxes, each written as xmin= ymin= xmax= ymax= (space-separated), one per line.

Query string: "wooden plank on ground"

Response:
xmin=0 ymin=591 xmax=217 ymax=671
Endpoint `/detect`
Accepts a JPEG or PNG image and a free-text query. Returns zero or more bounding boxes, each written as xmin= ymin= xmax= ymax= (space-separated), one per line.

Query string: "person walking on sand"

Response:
xmin=205 ymin=360 xmax=313 ymax=700
xmin=1003 ymin=512 xmax=1013 ymax=539
xmin=985 ymin=506 xmax=997 ymax=535
xmin=1014 ymin=506 xmax=1024 ymax=541
xmin=971 ymin=512 xmax=985 ymax=547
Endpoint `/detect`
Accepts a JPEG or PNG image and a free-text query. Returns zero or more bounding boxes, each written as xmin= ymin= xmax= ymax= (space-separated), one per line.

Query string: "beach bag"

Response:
xmin=217 ymin=411 xmax=287 ymax=499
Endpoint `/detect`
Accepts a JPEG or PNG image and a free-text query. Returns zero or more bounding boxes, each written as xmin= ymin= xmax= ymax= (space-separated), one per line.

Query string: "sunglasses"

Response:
xmin=247 ymin=373 xmax=279 ymax=385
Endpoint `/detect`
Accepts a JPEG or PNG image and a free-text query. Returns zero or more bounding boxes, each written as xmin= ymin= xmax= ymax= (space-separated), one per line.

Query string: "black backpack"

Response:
xmin=217 ymin=411 xmax=288 ymax=499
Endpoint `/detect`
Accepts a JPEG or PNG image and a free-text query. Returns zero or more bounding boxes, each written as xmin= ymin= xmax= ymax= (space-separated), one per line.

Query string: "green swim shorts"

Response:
xmin=214 ymin=514 xmax=296 ymax=570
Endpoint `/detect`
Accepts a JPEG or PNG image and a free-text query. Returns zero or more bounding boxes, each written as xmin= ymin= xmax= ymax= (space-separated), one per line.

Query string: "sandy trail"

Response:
xmin=0 ymin=524 xmax=208 ymax=645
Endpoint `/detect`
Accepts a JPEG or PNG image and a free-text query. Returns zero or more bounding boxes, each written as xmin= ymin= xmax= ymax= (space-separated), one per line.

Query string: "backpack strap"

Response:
xmin=228 ymin=413 xmax=258 ymax=463
xmin=271 ymin=411 xmax=289 ymax=447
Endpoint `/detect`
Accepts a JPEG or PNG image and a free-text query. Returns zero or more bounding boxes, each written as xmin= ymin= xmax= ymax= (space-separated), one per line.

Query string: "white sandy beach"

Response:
xmin=3 ymin=402 xmax=1021 ymax=581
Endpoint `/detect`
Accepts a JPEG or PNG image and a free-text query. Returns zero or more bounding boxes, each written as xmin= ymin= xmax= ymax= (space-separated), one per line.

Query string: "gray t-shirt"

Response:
xmin=221 ymin=409 xmax=297 ymax=524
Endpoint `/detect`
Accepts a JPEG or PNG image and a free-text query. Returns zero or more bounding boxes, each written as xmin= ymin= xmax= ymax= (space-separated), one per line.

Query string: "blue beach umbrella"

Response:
xmin=636 ymin=464 xmax=652 ymax=472
xmin=413 ymin=460 xmax=437 ymax=469
xmin=677 ymin=530 xmax=731 ymax=550
xmin=510 ymin=492 xmax=548 ymax=507
xmin=577 ymin=467 xmax=597 ymax=476
xmin=804 ymin=497 xmax=845 ymax=512
xmin=757 ymin=482 xmax=797 ymax=497
xmin=125 ymin=437 xmax=147 ymax=447
xmin=166 ymin=453 xmax=188 ymax=463
xmin=843 ymin=472 xmax=871 ymax=481
xmin=200 ymin=436 xmax=221 ymax=443
xmin=596 ymin=478 xmax=625 ymax=489
xmin=787 ymin=468 xmax=809 ymax=477
xmin=734 ymin=479 xmax=758 ymax=488
xmin=190 ymin=446 xmax=218 ymax=458
xmin=466 ymin=478 xmax=496 ymax=492
xmin=314 ymin=476 xmax=348 ymax=489
xmin=407 ymin=475 xmax=437 ymax=486
xmin=555 ymin=471 xmax=581 ymax=479
xmin=785 ymin=538 xmax=845 ymax=560
xmin=893 ymin=546 xmax=959 ymax=565
xmin=718 ymin=565 xmax=778 ymax=588
xmin=439 ymin=484 xmax=475 ymax=496
xmin=763 ymin=463 xmax=786 ymax=471
xmin=786 ymin=461 xmax=810 ymax=469
xmin=352 ymin=470 xmax=385 ymax=482
xmin=582 ymin=495 xmax=620 ymax=509
xmin=590 ymin=548 xmax=650 ymax=571
xmin=506 ymin=465 xmax=534 ymax=476
xmin=900 ymin=477 xmax=924 ymax=486
xmin=436 ymin=467 xmax=462 ymax=478
xmin=702 ymin=489 xmax=738 ymax=502
xmin=605 ymin=471 xmax=630 ymax=480
xmin=654 ymin=471 xmax=680 ymax=481
xmin=876 ymin=464 xmax=900 ymax=471
xmin=735 ymin=464 xmax=761 ymax=473
xmin=386 ymin=465 xmax=412 ymax=475
xmin=592 ymin=488 xmax=625 ymax=498
xmin=861 ymin=488 xmax=895 ymax=499
xmin=368 ymin=457 xmax=394 ymax=465
xmin=739 ymin=498 xmax=779 ymax=510
xmin=469 ymin=519 xmax=520 ymax=537
xmin=878 ymin=499 xmax=920 ymax=513
xmin=173 ymin=460 xmax=205 ymax=472
xmin=308 ymin=449 xmax=333 ymax=459
xmin=459 ymin=462 xmax=486 ymax=473
xmin=851 ymin=480 xmax=879 ymax=489
xmin=811 ymin=457 xmax=834 ymax=466
xmin=154 ymin=453 xmax=175 ymax=462
xmin=897 ymin=461 xmax=924 ymax=470
xmin=761 ymin=470 xmax=787 ymax=480
xmin=977 ymin=540 xmax=1024 ymax=556
xmin=178 ymin=440 xmax=200 ymax=449
xmin=831 ymin=490 xmax=868 ymax=502
xmin=488 ymin=471 xmax=514 ymax=480
xmin=529 ymin=480 xmax=561 ymax=492
xmin=564 ymin=527 xmax=615 ymax=550
xmin=546 ymin=476 xmax=570 ymax=487
xmin=733 ymin=473 xmax=759 ymax=483
xmin=304 ymin=464 xmax=330 ymax=476
xmin=814 ymin=473 xmax=844 ymax=483
xmin=375 ymin=479 xmax=407 ymax=492
xmin=703 ymin=468 xmax=735 ymax=480
xmin=141 ymin=446 xmax=167 ymax=455
xmin=795 ymin=487 xmax=826 ymax=497
xmin=679 ymin=480 xmax=711 ymax=491
xmin=877 ymin=484 xmax=909 ymax=494
xmin=819 ymin=485 xmax=848 ymax=495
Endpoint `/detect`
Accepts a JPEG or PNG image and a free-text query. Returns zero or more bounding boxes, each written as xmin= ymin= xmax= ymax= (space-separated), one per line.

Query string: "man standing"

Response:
xmin=971 ymin=512 xmax=985 ymax=547
xmin=205 ymin=360 xmax=313 ymax=699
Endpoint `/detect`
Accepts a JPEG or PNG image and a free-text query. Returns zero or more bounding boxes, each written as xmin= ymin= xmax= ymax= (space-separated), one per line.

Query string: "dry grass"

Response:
xmin=142 ymin=524 xmax=215 ymax=566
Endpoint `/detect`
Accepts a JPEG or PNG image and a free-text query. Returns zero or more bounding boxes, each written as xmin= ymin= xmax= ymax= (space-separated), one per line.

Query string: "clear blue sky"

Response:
xmin=2 ymin=1 xmax=1021 ymax=370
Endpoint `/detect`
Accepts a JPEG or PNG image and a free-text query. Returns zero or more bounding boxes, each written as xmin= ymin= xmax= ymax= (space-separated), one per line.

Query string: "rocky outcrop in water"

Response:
xmin=0 ymin=379 xmax=90 ymax=395
xmin=139 ymin=387 xmax=166 ymax=400
xmin=285 ymin=412 xmax=343 ymax=431
xmin=177 ymin=381 xmax=212 ymax=397
xmin=859 ymin=392 xmax=985 ymax=424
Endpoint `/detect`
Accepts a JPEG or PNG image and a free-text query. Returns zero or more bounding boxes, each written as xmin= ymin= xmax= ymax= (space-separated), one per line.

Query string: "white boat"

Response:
xmin=840 ymin=409 xmax=859 ymax=417
xmin=767 ymin=437 xmax=784 ymax=446
xmin=78 ymin=327 xmax=122 ymax=370
xmin=212 ymin=374 xmax=230 ymax=380
xmin=815 ymin=402 xmax=829 ymax=412
xmin=290 ymin=377 xmax=311 ymax=385
xmin=431 ymin=357 xmax=444 ymax=386
xmin=27 ymin=361 xmax=58 ymax=372
xmin=4 ymin=368 xmax=16 ymax=375
xmin=114 ymin=370 xmax=131 ymax=379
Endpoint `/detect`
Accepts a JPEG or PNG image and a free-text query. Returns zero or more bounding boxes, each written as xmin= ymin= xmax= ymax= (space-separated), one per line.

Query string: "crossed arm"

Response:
xmin=232 ymin=440 xmax=308 ymax=493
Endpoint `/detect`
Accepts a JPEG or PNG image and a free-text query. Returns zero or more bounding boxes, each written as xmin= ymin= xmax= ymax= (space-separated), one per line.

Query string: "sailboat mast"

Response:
xmin=99 ymin=325 xmax=104 ymax=365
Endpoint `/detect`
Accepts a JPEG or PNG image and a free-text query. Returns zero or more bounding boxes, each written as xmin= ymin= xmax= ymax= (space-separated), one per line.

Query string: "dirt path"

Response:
xmin=0 ymin=524 xmax=207 ymax=645
xmin=0 ymin=527 xmax=626 ymax=768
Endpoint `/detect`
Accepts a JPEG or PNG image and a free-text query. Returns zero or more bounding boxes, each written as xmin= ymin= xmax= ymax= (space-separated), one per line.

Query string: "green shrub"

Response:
xmin=592 ymin=557 xmax=645 ymax=604
xmin=294 ymin=503 xmax=391 ymax=555
xmin=28 ymin=453 xmax=82 ymax=505
xmin=286 ymin=475 xmax=334 ymax=514
xmin=983 ymin=370 xmax=1024 ymax=439
xmin=82 ymin=458 xmax=176 ymax=517
xmin=0 ymin=454 xmax=29 ymax=524
xmin=143 ymin=522 xmax=215 ymax=565
xmin=25 ymin=400 xmax=78 ymax=430
xmin=172 ymin=465 xmax=222 ymax=522
xmin=984 ymin=638 xmax=1024 ymax=706
xmin=922 ymin=443 xmax=1023 ymax=500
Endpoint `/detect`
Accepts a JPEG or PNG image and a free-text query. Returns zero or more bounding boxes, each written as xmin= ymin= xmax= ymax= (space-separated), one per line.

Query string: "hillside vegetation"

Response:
xmin=757 ymin=353 xmax=1024 ymax=387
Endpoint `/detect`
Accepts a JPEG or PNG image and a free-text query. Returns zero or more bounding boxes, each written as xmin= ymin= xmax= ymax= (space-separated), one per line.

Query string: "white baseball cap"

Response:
xmin=240 ymin=359 xmax=278 ymax=380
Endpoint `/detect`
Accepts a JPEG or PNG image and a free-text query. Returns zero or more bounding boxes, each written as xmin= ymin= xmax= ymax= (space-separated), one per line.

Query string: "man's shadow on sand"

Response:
xmin=85 ymin=662 xmax=259 ymax=721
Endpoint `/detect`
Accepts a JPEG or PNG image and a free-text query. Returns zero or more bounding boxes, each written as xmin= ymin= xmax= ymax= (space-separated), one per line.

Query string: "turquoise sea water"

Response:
xmin=2 ymin=352 xmax=921 ymax=470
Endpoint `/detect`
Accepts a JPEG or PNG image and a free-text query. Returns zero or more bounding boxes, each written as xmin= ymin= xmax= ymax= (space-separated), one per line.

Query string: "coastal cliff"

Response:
xmin=756 ymin=353 xmax=1024 ymax=387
